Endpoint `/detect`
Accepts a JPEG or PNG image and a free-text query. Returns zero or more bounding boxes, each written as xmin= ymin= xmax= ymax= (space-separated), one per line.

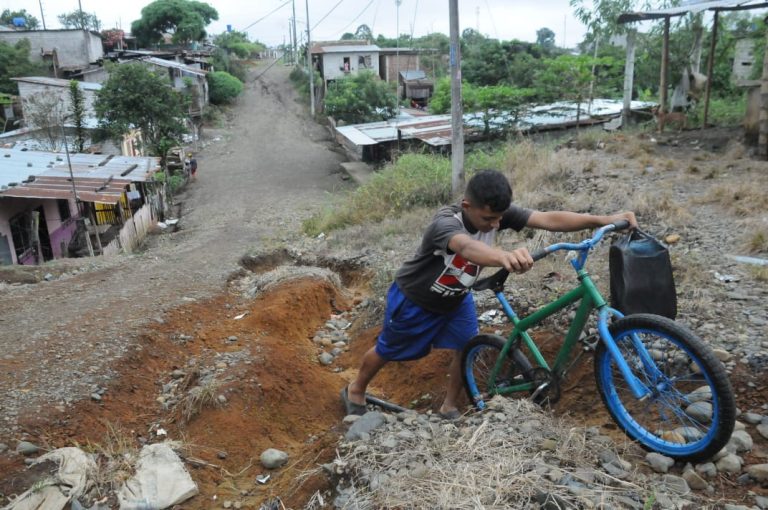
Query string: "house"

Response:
xmin=398 ymin=70 xmax=434 ymax=104
xmin=133 ymin=57 xmax=209 ymax=117
xmin=12 ymin=77 xmax=101 ymax=129
xmin=310 ymin=41 xmax=381 ymax=90
xmin=0 ymin=29 xmax=104 ymax=78
xmin=378 ymin=47 xmax=422 ymax=83
xmin=0 ymin=148 xmax=163 ymax=265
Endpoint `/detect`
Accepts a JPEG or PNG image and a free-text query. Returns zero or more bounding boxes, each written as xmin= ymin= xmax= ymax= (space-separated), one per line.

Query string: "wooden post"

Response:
xmin=660 ymin=16 xmax=670 ymax=114
xmin=703 ymin=11 xmax=719 ymax=128
xmin=30 ymin=211 xmax=42 ymax=264
xmin=449 ymin=0 xmax=464 ymax=196
xmin=623 ymin=29 xmax=638 ymax=126
xmin=758 ymin=20 xmax=768 ymax=159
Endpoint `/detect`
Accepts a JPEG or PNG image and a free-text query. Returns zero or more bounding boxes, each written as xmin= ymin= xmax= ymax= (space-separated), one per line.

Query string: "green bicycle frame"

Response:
xmin=487 ymin=269 xmax=606 ymax=396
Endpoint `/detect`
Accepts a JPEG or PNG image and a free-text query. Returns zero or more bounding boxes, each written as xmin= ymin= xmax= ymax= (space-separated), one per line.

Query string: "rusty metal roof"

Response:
xmin=0 ymin=148 xmax=160 ymax=203
xmin=618 ymin=0 xmax=768 ymax=23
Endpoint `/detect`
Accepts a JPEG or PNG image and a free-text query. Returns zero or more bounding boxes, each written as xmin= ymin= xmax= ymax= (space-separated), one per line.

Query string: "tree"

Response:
xmin=0 ymin=40 xmax=46 ymax=95
xmin=207 ymin=71 xmax=243 ymax=104
xmin=341 ymin=32 xmax=355 ymax=40
xmin=57 ymin=10 xmax=101 ymax=31
xmin=1 ymin=9 xmax=40 ymax=29
xmin=536 ymin=27 xmax=556 ymax=50
xmin=95 ymin=63 xmax=188 ymax=158
xmin=354 ymin=24 xmax=373 ymax=41
xmin=69 ymin=81 xmax=86 ymax=152
xmin=101 ymin=29 xmax=126 ymax=50
xmin=22 ymin=91 xmax=67 ymax=150
xmin=324 ymin=71 xmax=397 ymax=123
xmin=214 ymin=31 xmax=264 ymax=58
xmin=131 ymin=0 xmax=219 ymax=46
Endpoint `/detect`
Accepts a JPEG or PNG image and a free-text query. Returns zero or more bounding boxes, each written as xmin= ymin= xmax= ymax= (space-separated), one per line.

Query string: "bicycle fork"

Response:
xmin=597 ymin=307 xmax=658 ymax=401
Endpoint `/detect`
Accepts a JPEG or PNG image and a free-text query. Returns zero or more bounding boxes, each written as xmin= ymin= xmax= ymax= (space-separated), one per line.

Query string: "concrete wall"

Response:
xmin=17 ymin=81 xmax=99 ymax=128
xmin=0 ymin=30 xmax=104 ymax=70
xmin=321 ymin=51 xmax=380 ymax=81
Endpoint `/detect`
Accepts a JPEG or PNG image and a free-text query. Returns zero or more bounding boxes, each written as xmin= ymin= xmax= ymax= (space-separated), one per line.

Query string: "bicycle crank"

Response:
xmin=529 ymin=367 xmax=561 ymax=406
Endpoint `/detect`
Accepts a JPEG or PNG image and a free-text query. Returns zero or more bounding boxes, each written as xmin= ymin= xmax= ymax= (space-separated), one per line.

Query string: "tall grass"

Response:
xmin=305 ymin=151 xmax=512 ymax=235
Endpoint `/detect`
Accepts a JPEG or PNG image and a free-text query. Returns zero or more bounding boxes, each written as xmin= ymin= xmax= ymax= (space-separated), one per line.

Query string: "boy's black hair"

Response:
xmin=465 ymin=169 xmax=512 ymax=212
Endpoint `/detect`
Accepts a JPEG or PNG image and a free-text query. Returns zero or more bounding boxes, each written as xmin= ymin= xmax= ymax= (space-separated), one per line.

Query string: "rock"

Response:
xmin=91 ymin=393 xmax=102 ymax=402
xmin=0 ymin=443 xmax=7 ymax=454
xmin=695 ymin=462 xmax=717 ymax=478
xmin=755 ymin=495 xmax=768 ymax=509
xmin=260 ymin=448 xmax=288 ymax=469
xmin=646 ymin=452 xmax=675 ymax=473
xmin=217 ymin=394 xmax=227 ymax=404
xmin=712 ymin=349 xmax=732 ymax=362
xmin=682 ymin=468 xmax=709 ymax=490
xmin=227 ymin=336 xmax=238 ymax=342
xmin=715 ymin=453 xmax=742 ymax=473
xmin=43 ymin=273 xmax=54 ymax=281
xmin=685 ymin=401 xmax=712 ymax=422
xmin=742 ymin=412 xmax=763 ymax=425
xmin=728 ymin=430 xmax=753 ymax=453
xmin=318 ymin=352 xmax=334 ymax=365
xmin=664 ymin=234 xmax=681 ymax=244
xmin=724 ymin=505 xmax=753 ymax=510
xmin=658 ymin=474 xmax=689 ymax=496
xmin=171 ymin=369 xmax=185 ymax=379
xmin=217 ymin=451 xmax=228 ymax=459
xmin=223 ymin=501 xmax=232 ymax=509
xmin=757 ymin=423 xmax=768 ymax=440
xmin=15 ymin=441 xmax=39 ymax=455
xmin=746 ymin=463 xmax=768 ymax=481
xmin=345 ymin=411 xmax=386 ymax=441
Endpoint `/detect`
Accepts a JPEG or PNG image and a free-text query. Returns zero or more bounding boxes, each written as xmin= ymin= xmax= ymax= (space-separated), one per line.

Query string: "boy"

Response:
xmin=341 ymin=169 xmax=636 ymax=418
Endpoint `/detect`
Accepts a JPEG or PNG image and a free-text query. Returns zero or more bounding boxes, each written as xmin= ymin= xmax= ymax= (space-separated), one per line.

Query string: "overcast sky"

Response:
xmin=9 ymin=0 xmax=590 ymax=47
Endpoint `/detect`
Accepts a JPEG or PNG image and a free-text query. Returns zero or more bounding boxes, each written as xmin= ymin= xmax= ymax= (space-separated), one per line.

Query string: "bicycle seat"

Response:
xmin=473 ymin=268 xmax=510 ymax=292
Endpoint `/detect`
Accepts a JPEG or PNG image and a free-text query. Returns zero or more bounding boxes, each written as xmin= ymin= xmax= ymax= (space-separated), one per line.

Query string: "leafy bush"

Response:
xmin=324 ymin=71 xmax=397 ymax=124
xmin=207 ymin=71 xmax=243 ymax=105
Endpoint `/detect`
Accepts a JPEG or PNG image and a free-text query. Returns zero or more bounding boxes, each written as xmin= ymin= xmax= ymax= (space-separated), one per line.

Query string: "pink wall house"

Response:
xmin=0 ymin=197 xmax=77 ymax=265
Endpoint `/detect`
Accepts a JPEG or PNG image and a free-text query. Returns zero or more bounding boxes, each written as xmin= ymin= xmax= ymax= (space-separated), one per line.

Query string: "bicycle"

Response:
xmin=462 ymin=221 xmax=736 ymax=462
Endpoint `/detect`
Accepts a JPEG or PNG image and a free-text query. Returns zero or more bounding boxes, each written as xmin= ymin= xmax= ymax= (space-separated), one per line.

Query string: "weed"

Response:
xmin=630 ymin=191 xmax=692 ymax=227
xmin=79 ymin=423 xmax=139 ymax=498
xmin=748 ymin=265 xmax=768 ymax=282
xmin=179 ymin=379 xmax=222 ymax=423
xmin=746 ymin=225 xmax=768 ymax=253
xmin=701 ymin=182 xmax=768 ymax=216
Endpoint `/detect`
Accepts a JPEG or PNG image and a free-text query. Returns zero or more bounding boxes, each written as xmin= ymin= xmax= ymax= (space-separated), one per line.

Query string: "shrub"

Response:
xmin=207 ymin=71 xmax=243 ymax=105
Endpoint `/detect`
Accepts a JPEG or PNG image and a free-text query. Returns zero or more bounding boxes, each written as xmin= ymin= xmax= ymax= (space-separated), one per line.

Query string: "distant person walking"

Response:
xmin=189 ymin=154 xmax=198 ymax=181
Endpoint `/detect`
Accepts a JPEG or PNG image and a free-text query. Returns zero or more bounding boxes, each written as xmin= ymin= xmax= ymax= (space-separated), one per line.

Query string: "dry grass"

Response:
xmin=178 ymin=379 xmax=223 ymax=423
xmin=748 ymin=265 xmax=768 ymax=282
xmin=700 ymin=181 xmax=768 ymax=217
xmin=629 ymin=190 xmax=693 ymax=228
xmin=334 ymin=398 xmax=647 ymax=509
xmin=79 ymin=423 xmax=139 ymax=498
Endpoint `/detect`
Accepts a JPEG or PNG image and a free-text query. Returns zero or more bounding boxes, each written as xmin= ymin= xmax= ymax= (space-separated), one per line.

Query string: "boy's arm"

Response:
xmin=526 ymin=210 xmax=637 ymax=232
xmin=448 ymin=234 xmax=534 ymax=273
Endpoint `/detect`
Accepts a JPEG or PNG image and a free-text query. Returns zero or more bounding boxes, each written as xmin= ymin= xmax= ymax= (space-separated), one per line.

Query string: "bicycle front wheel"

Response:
xmin=594 ymin=314 xmax=735 ymax=462
xmin=462 ymin=334 xmax=532 ymax=411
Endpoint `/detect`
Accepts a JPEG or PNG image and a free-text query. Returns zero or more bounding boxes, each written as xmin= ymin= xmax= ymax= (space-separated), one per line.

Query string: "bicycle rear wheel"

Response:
xmin=594 ymin=314 xmax=735 ymax=462
xmin=462 ymin=334 xmax=532 ymax=411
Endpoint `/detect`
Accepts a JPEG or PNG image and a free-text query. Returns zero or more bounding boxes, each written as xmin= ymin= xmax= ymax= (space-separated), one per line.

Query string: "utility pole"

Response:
xmin=449 ymin=0 xmax=464 ymax=195
xmin=38 ymin=0 xmax=47 ymax=29
xmin=396 ymin=0 xmax=402 ymax=105
xmin=305 ymin=0 xmax=315 ymax=116
xmin=292 ymin=0 xmax=298 ymax=65
xmin=60 ymin=124 xmax=94 ymax=257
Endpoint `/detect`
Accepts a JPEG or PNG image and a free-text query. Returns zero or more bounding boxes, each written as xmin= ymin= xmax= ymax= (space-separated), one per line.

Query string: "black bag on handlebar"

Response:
xmin=609 ymin=230 xmax=677 ymax=319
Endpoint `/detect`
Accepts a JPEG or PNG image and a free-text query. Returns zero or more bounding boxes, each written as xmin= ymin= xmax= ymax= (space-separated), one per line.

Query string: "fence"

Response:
xmin=101 ymin=203 xmax=156 ymax=257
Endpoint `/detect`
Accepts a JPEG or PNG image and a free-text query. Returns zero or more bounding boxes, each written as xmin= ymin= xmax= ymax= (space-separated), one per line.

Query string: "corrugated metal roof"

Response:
xmin=400 ymin=70 xmax=427 ymax=81
xmin=139 ymin=57 xmax=207 ymax=76
xmin=319 ymin=45 xmax=380 ymax=54
xmin=0 ymin=149 xmax=161 ymax=203
xmin=11 ymin=76 xmax=102 ymax=91
xmin=618 ymin=0 xmax=768 ymax=23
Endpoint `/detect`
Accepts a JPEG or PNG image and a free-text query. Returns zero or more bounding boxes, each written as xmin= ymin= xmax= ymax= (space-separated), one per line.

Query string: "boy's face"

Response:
xmin=461 ymin=199 xmax=504 ymax=233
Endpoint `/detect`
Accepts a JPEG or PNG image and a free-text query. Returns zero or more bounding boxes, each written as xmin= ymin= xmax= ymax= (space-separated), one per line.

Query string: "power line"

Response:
xmin=337 ymin=0 xmax=376 ymax=37
xmin=241 ymin=0 xmax=293 ymax=33
xmin=370 ymin=0 xmax=382 ymax=35
xmin=312 ymin=0 xmax=346 ymax=31
xmin=483 ymin=0 xmax=499 ymax=39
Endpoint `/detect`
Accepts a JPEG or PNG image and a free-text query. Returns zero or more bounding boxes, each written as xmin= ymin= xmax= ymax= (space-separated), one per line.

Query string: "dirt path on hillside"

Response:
xmin=0 ymin=62 xmax=350 ymax=439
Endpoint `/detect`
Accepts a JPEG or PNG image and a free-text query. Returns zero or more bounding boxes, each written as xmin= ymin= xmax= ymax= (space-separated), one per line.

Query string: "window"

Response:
xmin=57 ymin=199 xmax=71 ymax=221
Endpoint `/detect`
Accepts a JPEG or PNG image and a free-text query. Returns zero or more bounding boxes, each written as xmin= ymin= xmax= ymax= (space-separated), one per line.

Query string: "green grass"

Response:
xmin=304 ymin=152 xmax=467 ymax=235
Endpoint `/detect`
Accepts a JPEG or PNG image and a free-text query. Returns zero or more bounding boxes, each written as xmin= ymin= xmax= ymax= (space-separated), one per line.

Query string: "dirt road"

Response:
xmin=0 ymin=62 xmax=349 ymax=438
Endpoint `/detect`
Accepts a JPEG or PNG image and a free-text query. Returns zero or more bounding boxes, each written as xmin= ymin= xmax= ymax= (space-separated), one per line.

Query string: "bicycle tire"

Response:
xmin=462 ymin=334 xmax=533 ymax=411
xmin=594 ymin=314 xmax=736 ymax=462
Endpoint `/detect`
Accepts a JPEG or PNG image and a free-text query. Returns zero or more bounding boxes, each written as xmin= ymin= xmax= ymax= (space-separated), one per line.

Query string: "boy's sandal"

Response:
xmin=340 ymin=386 xmax=367 ymax=416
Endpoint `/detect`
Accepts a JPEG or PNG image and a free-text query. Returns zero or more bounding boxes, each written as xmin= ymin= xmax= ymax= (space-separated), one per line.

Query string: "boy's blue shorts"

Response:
xmin=376 ymin=283 xmax=479 ymax=361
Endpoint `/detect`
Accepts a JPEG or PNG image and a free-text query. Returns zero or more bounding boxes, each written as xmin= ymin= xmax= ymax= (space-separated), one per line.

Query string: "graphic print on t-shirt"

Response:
xmin=429 ymin=252 xmax=480 ymax=297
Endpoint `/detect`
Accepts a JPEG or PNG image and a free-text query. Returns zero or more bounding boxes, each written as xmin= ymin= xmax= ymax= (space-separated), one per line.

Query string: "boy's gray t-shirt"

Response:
xmin=395 ymin=204 xmax=532 ymax=314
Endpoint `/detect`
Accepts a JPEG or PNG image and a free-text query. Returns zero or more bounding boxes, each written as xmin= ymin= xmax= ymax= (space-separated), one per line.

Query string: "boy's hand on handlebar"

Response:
xmin=609 ymin=211 xmax=637 ymax=230
xmin=500 ymin=247 xmax=534 ymax=274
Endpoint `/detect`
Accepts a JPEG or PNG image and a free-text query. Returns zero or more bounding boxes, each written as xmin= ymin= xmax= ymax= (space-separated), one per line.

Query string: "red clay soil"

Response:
xmin=1 ymin=278 xmax=766 ymax=508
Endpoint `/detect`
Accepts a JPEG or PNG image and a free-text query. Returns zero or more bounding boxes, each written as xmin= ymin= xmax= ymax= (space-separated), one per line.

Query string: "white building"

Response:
xmin=311 ymin=42 xmax=381 ymax=89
